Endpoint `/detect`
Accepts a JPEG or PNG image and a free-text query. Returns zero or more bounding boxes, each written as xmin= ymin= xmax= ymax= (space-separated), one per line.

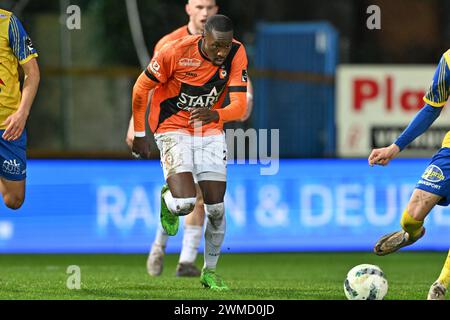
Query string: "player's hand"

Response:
xmin=1 ymin=110 xmax=28 ymax=141
xmin=132 ymin=137 xmax=151 ymax=160
xmin=368 ymin=144 xmax=400 ymax=167
xmin=189 ymin=108 xmax=219 ymax=127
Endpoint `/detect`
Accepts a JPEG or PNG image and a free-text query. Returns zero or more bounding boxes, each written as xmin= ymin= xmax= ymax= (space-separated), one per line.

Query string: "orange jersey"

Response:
xmin=154 ymin=25 xmax=191 ymax=53
xmin=133 ymin=35 xmax=248 ymax=135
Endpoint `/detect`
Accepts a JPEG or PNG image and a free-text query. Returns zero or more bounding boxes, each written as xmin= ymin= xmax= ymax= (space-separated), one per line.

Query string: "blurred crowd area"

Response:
xmin=0 ymin=0 xmax=449 ymax=158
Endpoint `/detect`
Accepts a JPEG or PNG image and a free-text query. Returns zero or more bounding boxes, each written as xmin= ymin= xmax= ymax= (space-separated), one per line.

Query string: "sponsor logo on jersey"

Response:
xmin=177 ymin=86 xmax=221 ymax=110
xmin=185 ymin=72 xmax=198 ymax=78
xmin=422 ymin=165 xmax=445 ymax=183
xmin=0 ymin=14 xmax=7 ymax=19
xmin=149 ymin=60 xmax=161 ymax=77
xmin=2 ymin=159 xmax=21 ymax=176
xmin=179 ymin=58 xmax=202 ymax=67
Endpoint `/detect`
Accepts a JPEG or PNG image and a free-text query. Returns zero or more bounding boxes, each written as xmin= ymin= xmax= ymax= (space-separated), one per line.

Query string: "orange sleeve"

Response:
xmin=217 ymin=92 xmax=247 ymax=122
xmin=132 ymin=45 xmax=176 ymax=134
xmin=217 ymin=44 xmax=249 ymax=122
xmin=132 ymin=71 xmax=158 ymax=134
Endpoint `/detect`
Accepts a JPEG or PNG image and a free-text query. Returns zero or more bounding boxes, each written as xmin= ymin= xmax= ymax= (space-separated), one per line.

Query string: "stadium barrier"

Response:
xmin=0 ymin=159 xmax=449 ymax=253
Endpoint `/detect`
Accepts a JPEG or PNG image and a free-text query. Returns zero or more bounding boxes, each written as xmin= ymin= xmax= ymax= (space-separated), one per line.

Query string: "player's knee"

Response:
xmin=172 ymin=197 xmax=196 ymax=216
xmin=3 ymin=194 xmax=24 ymax=210
xmin=205 ymin=203 xmax=225 ymax=221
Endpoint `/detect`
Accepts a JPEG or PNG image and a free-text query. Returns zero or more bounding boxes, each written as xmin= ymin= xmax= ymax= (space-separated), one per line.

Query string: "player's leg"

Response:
xmin=161 ymin=172 xmax=197 ymax=233
xmin=0 ymin=130 xmax=27 ymax=210
xmin=147 ymin=180 xmax=204 ymax=277
xmin=146 ymin=133 xmax=196 ymax=277
xmin=193 ymin=133 xmax=229 ymax=290
xmin=146 ymin=224 xmax=169 ymax=277
xmin=176 ymin=183 xmax=204 ymax=277
xmin=374 ymin=188 xmax=441 ymax=256
xmin=0 ymin=178 xmax=25 ymax=210
xmin=147 ymin=173 xmax=197 ymax=276
xmin=198 ymin=180 xmax=228 ymax=291
xmin=428 ymin=250 xmax=450 ymax=300
xmin=374 ymin=150 xmax=450 ymax=256
xmin=154 ymin=133 xmax=197 ymax=236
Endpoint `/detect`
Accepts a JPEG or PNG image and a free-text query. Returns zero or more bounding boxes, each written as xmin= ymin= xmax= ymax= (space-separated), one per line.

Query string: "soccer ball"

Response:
xmin=344 ymin=264 xmax=388 ymax=300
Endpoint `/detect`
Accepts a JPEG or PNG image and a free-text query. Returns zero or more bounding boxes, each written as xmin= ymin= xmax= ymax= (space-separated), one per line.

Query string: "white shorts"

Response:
xmin=155 ymin=132 xmax=227 ymax=182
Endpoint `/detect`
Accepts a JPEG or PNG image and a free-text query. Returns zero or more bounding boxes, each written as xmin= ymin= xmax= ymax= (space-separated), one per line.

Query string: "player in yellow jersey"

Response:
xmin=368 ymin=49 xmax=450 ymax=300
xmin=0 ymin=9 xmax=39 ymax=210
xmin=126 ymin=0 xmax=254 ymax=278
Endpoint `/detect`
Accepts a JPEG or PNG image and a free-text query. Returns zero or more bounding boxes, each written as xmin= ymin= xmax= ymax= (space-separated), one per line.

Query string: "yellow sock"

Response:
xmin=400 ymin=210 xmax=424 ymax=240
xmin=438 ymin=250 xmax=450 ymax=288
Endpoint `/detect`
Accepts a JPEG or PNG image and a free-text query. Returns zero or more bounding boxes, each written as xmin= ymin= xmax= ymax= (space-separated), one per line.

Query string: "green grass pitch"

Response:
xmin=0 ymin=252 xmax=446 ymax=300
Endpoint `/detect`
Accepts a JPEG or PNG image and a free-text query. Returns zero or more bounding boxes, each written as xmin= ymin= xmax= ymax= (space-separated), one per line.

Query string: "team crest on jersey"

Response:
xmin=422 ymin=165 xmax=445 ymax=182
xmin=0 ymin=78 xmax=5 ymax=86
xmin=219 ymin=67 xmax=227 ymax=80
xmin=179 ymin=58 xmax=202 ymax=67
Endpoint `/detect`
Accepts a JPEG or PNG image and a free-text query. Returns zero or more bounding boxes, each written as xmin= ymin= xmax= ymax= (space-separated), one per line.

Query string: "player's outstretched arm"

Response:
xmin=131 ymin=71 xmax=158 ymax=159
xmin=368 ymin=104 xmax=442 ymax=167
xmin=126 ymin=89 xmax=155 ymax=149
xmin=2 ymin=58 xmax=40 ymax=141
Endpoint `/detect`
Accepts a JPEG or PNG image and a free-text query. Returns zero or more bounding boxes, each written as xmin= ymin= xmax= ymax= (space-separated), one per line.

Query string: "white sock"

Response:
xmin=179 ymin=225 xmax=203 ymax=264
xmin=203 ymin=203 xmax=226 ymax=270
xmin=153 ymin=224 xmax=169 ymax=249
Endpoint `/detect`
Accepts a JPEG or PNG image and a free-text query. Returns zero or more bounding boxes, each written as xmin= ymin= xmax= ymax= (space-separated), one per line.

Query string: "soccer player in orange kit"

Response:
xmin=126 ymin=0 xmax=254 ymax=279
xmin=132 ymin=14 xmax=248 ymax=290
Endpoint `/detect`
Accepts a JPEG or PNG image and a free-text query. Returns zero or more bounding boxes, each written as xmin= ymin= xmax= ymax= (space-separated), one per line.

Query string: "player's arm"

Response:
xmin=2 ymin=15 xmax=40 ymax=141
xmin=216 ymin=46 xmax=248 ymax=122
xmin=240 ymin=77 xmax=254 ymax=122
xmin=131 ymin=70 xmax=158 ymax=159
xmin=126 ymin=89 xmax=154 ymax=149
xmin=125 ymin=39 xmax=168 ymax=149
xmin=132 ymin=49 xmax=172 ymax=159
xmin=369 ymin=53 xmax=450 ymax=166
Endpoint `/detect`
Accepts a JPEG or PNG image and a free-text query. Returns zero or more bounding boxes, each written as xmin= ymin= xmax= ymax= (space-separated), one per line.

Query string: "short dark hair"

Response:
xmin=204 ymin=14 xmax=234 ymax=33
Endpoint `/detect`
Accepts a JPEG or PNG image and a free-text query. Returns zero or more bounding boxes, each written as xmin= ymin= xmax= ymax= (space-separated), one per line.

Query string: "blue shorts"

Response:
xmin=0 ymin=130 xmax=27 ymax=181
xmin=416 ymin=148 xmax=450 ymax=206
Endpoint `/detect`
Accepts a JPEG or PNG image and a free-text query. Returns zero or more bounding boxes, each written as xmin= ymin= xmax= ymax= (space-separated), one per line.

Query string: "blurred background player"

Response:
xmin=132 ymin=14 xmax=248 ymax=290
xmin=368 ymin=49 xmax=450 ymax=300
xmin=126 ymin=0 xmax=254 ymax=278
xmin=0 ymin=9 xmax=39 ymax=210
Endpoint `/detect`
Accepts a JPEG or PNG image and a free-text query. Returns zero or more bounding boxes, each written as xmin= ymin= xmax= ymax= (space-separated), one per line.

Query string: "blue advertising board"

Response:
xmin=0 ymin=159 xmax=449 ymax=253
